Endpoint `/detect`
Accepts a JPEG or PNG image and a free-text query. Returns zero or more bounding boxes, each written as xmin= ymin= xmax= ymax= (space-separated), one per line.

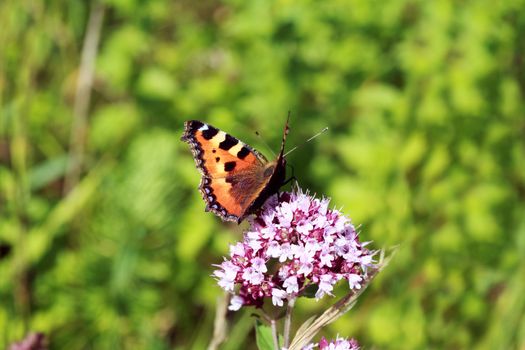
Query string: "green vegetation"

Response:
xmin=1 ymin=0 xmax=524 ymax=348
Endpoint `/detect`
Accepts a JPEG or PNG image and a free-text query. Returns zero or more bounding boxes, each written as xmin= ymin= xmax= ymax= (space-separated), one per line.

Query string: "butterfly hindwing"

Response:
xmin=181 ymin=120 xmax=279 ymax=222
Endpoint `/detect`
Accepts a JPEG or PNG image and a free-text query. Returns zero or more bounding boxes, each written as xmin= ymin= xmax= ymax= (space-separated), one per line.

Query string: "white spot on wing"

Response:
xmin=229 ymin=142 xmax=245 ymax=155
xmin=198 ymin=124 xmax=209 ymax=131
xmin=216 ymin=131 xmax=227 ymax=143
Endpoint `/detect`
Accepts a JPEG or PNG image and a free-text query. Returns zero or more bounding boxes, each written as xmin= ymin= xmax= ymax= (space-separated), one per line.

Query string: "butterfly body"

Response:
xmin=181 ymin=120 xmax=289 ymax=223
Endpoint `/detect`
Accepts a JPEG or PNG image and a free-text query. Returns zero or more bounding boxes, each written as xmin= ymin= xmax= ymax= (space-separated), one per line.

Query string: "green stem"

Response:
xmin=271 ymin=319 xmax=279 ymax=350
xmin=283 ymin=298 xmax=296 ymax=348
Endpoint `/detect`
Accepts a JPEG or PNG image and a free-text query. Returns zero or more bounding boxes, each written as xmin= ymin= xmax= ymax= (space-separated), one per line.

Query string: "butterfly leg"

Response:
xmin=282 ymin=176 xmax=297 ymax=186
xmin=276 ymin=165 xmax=297 ymax=201
xmin=282 ymin=163 xmax=297 ymax=186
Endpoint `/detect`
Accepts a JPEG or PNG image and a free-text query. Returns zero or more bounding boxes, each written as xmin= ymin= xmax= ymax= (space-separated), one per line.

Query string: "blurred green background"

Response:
xmin=1 ymin=0 xmax=524 ymax=349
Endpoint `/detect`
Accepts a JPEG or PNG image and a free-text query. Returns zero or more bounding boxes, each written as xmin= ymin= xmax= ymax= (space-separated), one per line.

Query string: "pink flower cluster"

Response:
xmin=303 ymin=336 xmax=360 ymax=350
xmin=213 ymin=189 xmax=376 ymax=310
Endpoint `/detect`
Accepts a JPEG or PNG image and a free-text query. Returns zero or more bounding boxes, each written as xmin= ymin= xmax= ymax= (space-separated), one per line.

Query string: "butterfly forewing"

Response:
xmin=182 ymin=120 xmax=279 ymax=222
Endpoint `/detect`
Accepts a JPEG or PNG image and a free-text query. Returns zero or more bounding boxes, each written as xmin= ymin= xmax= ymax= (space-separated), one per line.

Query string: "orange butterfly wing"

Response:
xmin=181 ymin=120 xmax=287 ymax=223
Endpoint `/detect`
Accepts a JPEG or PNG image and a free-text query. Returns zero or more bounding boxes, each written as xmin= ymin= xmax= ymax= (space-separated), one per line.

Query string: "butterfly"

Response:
xmin=181 ymin=119 xmax=289 ymax=223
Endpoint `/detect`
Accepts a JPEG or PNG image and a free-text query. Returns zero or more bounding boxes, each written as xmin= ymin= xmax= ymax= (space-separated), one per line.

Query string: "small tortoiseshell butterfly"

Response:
xmin=181 ymin=119 xmax=289 ymax=223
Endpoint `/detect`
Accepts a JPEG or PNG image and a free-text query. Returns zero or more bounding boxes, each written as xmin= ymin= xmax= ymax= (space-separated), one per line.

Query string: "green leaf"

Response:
xmin=255 ymin=320 xmax=276 ymax=350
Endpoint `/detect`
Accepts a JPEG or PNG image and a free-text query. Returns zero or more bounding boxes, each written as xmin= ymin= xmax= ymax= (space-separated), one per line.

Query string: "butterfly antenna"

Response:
xmin=283 ymin=126 xmax=328 ymax=158
xmin=279 ymin=111 xmax=291 ymax=156
xmin=254 ymin=130 xmax=276 ymax=158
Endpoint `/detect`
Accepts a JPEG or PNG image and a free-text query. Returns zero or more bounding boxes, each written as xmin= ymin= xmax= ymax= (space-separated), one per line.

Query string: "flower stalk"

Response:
xmin=207 ymin=293 xmax=230 ymax=350
xmin=270 ymin=319 xmax=279 ymax=350
xmin=283 ymin=298 xmax=296 ymax=348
